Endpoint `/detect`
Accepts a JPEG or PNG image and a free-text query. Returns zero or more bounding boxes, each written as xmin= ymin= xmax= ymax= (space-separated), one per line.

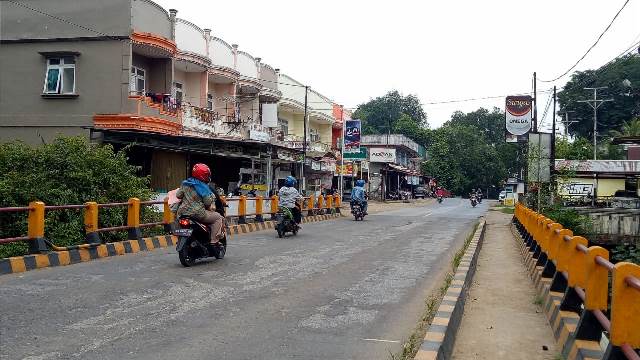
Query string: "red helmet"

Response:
xmin=191 ymin=163 xmax=211 ymax=183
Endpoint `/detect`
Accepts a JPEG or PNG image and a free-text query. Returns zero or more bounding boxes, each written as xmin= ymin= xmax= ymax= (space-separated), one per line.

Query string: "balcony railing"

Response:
xmin=181 ymin=104 xmax=245 ymax=139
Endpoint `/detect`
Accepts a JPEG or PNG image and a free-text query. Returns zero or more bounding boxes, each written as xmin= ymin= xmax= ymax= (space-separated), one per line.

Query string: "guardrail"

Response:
xmin=0 ymin=195 xmax=342 ymax=255
xmin=514 ymin=204 xmax=640 ymax=360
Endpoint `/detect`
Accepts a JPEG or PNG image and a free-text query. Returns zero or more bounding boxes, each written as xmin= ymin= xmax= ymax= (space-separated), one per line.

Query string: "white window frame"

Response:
xmin=130 ymin=66 xmax=146 ymax=95
xmin=309 ymin=128 xmax=320 ymax=142
xmin=43 ymin=56 xmax=76 ymax=95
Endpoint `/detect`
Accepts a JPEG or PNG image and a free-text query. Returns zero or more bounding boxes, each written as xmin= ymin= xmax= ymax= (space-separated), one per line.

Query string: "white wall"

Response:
xmin=175 ymin=20 xmax=206 ymax=55
xmin=278 ymin=73 xmax=305 ymax=104
xmin=237 ymin=52 xmax=258 ymax=79
xmin=210 ymin=38 xmax=234 ymax=69
xmin=308 ymin=90 xmax=334 ymax=120
xmin=174 ymin=70 xmax=202 ymax=105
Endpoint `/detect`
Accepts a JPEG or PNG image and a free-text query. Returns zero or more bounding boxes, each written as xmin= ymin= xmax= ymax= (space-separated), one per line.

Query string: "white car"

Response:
xmin=498 ymin=191 xmax=507 ymax=204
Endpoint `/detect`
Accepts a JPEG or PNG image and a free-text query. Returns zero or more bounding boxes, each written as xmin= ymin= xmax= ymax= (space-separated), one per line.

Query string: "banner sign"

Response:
xmin=343 ymin=147 xmax=367 ymax=160
xmin=344 ymin=120 xmax=361 ymax=153
xmin=369 ymin=148 xmax=396 ymax=163
xmin=249 ymin=129 xmax=270 ymax=142
xmin=335 ymin=163 xmax=358 ymax=176
xmin=505 ymin=96 xmax=532 ymax=141
xmin=261 ymin=103 xmax=278 ymax=127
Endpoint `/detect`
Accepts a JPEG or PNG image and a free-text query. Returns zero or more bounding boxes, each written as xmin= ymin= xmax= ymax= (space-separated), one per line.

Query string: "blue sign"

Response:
xmin=344 ymin=120 xmax=361 ymax=153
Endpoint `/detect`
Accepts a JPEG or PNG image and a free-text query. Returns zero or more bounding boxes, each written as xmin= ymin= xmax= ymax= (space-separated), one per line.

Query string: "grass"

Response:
xmin=390 ymin=221 xmax=480 ymax=360
xmin=533 ymin=295 xmax=544 ymax=306
xmin=500 ymin=207 xmax=515 ymax=214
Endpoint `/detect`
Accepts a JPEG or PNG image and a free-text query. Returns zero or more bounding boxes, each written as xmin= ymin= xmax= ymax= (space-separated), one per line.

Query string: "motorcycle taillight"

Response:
xmin=179 ymin=218 xmax=190 ymax=227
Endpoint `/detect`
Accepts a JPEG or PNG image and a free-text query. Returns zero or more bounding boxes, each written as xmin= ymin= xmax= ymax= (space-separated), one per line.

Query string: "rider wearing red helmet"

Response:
xmin=176 ymin=163 xmax=224 ymax=244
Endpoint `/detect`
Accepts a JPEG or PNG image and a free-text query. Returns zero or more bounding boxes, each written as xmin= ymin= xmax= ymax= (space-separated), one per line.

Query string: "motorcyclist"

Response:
xmin=278 ymin=176 xmax=303 ymax=228
xmin=435 ymin=186 xmax=445 ymax=200
xmin=176 ymin=164 xmax=224 ymax=245
xmin=350 ymin=179 xmax=368 ymax=215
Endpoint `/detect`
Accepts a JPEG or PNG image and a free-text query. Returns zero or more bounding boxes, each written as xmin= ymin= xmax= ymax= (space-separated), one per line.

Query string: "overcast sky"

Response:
xmin=155 ymin=0 xmax=639 ymax=128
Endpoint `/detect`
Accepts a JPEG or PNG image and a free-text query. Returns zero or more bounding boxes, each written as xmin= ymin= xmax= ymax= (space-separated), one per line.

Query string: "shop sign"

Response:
xmin=505 ymin=96 xmax=532 ymax=141
xmin=335 ymin=163 xmax=358 ymax=176
xmin=343 ymin=147 xmax=367 ymax=160
xmin=311 ymin=161 xmax=321 ymax=171
xmin=277 ymin=150 xmax=302 ymax=162
xmin=369 ymin=148 xmax=396 ymax=163
xmin=240 ymin=183 xmax=268 ymax=191
xmin=249 ymin=129 xmax=271 ymax=142
xmin=344 ymin=120 xmax=361 ymax=153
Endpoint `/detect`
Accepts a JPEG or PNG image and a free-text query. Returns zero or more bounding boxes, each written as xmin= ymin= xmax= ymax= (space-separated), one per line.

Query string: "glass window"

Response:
xmin=173 ymin=82 xmax=183 ymax=103
xmin=207 ymin=94 xmax=213 ymax=110
xmin=43 ymin=57 xmax=75 ymax=94
xmin=130 ymin=66 xmax=145 ymax=95
xmin=278 ymin=118 xmax=288 ymax=136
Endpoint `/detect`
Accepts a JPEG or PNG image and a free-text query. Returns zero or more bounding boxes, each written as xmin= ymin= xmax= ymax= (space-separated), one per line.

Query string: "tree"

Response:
xmin=393 ymin=113 xmax=432 ymax=145
xmin=353 ymin=90 xmax=428 ymax=135
xmin=609 ymin=117 xmax=640 ymax=137
xmin=557 ymin=55 xmax=640 ymax=139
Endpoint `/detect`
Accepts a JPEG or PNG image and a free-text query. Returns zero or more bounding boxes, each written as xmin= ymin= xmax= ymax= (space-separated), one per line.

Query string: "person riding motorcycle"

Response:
xmin=350 ymin=179 xmax=368 ymax=215
xmin=278 ymin=176 xmax=303 ymax=228
xmin=435 ymin=186 xmax=445 ymax=201
xmin=176 ymin=164 xmax=225 ymax=245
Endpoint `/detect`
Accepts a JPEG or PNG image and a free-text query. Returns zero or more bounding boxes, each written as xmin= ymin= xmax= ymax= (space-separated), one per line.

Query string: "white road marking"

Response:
xmin=423 ymin=212 xmax=433 ymax=217
xmin=363 ymin=338 xmax=401 ymax=343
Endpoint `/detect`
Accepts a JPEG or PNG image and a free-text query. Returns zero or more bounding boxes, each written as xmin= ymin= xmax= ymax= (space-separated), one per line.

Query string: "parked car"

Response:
xmin=414 ymin=186 xmax=427 ymax=199
xmin=498 ymin=190 xmax=507 ymax=204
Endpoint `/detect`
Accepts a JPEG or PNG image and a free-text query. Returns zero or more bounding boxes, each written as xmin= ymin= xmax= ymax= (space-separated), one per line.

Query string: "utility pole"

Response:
xmin=550 ymin=86 xmax=557 ymax=205
xmin=302 ymin=85 xmax=309 ymax=193
xmin=578 ymin=87 xmax=613 ymax=207
xmin=339 ymin=105 xmax=344 ymax=199
xmin=560 ymin=111 xmax=576 ymax=138
xmin=533 ymin=72 xmax=538 ymax=132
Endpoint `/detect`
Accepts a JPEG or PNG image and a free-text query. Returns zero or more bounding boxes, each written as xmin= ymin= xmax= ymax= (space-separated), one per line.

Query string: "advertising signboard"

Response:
xmin=343 ymin=147 xmax=367 ymax=160
xmin=344 ymin=120 xmax=361 ymax=153
xmin=369 ymin=148 xmax=397 ymax=163
xmin=505 ymin=96 xmax=533 ymax=142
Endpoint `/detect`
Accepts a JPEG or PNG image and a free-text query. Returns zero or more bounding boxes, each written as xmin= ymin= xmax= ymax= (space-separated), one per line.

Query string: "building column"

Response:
xmin=200 ymin=71 xmax=208 ymax=108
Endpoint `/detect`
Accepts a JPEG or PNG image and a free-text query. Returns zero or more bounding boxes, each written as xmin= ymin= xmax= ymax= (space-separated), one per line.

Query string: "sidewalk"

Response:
xmin=451 ymin=210 xmax=558 ymax=360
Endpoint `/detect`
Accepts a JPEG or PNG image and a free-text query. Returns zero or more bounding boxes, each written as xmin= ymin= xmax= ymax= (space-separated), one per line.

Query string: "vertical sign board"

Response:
xmin=344 ymin=120 xmax=361 ymax=153
xmin=369 ymin=148 xmax=397 ymax=163
xmin=527 ymin=132 xmax=551 ymax=182
xmin=505 ymin=96 xmax=533 ymax=143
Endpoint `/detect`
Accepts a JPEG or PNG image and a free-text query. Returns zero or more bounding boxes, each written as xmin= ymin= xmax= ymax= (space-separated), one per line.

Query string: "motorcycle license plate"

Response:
xmin=173 ymin=228 xmax=193 ymax=237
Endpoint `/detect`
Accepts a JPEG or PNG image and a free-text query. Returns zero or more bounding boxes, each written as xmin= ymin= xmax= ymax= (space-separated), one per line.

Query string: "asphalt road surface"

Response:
xmin=0 ymin=198 xmax=488 ymax=360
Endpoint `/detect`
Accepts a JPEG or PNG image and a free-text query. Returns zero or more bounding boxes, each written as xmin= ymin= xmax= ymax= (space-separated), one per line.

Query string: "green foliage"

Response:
xmin=0 ymin=136 xmax=157 ymax=258
xmin=609 ymin=117 xmax=640 ymax=138
xmin=353 ymin=90 xmax=428 ymax=135
xmin=542 ymin=205 xmax=593 ymax=237
xmin=393 ymin=113 xmax=432 ymax=145
xmin=558 ymin=55 xmax=640 ymax=139
xmin=611 ymin=243 xmax=640 ymax=265
xmin=422 ymin=108 xmax=521 ymax=195
xmin=555 ymin=137 xmax=623 ymax=160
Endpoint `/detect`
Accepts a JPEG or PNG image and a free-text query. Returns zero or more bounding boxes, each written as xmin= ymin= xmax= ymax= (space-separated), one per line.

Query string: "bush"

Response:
xmin=611 ymin=244 xmax=640 ymax=265
xmin=542 ymin=205 xmax=593 ymax=238
xmin=0 ymin=136 xmax=158 ymax=258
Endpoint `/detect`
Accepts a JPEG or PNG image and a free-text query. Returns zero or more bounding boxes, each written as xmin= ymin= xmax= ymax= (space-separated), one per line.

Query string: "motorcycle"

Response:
xmin=351 ymin=201 xmax=365 ymax=221
xmin=275 ymin=206 xmax=299 ymax=238
xmin=174 ymin=216 xmax=227 ymax=267
xmin=437 ymin=196 xmax=443 ymax=204
xmin=470 ymin=196 xmax=478 ymax=208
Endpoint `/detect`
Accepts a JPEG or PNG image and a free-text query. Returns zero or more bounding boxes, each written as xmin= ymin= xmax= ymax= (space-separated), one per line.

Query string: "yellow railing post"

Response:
xmin=271 ymin=195 xmax=278 ymax=220
xmin=127 ymin=197 xmax=142 ymax=240
xmin=27 ymin=201 xmax=48 ymax=253
xmin=609 ymin=262 xmax=640 ymax=348
xmin=584 ymin=246 xmax=609 ymax=311
xmin=326 ymin=195 xmax=333 ymax=214
xmin=335 ymin=195 xmax=341 ymax=211
xmin=162 ymin=196 xmax=174 ymax=232
xmin=307 ymin=195 xmax=315 ymax=216
xmin=567 ymin=236 xmax=588 ymax=288
xmin=84 ymin=201 xmax=101 ymax=244
xmin=317 ymin=195 xmax=324 ymax=214
xmin=255 ymin=196 xmax=264 ymax=222
xmin=238 ymin=195 xmax=247 ymax=224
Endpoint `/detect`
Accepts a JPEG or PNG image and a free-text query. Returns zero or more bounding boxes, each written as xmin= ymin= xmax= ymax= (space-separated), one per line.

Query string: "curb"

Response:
xmin=0 ymin=213 xmax=342 ymax=276
xmin=512 ymin=224 xmax=605 ymax=360
xmin=414 ymin=219 xmax=487 ymax=360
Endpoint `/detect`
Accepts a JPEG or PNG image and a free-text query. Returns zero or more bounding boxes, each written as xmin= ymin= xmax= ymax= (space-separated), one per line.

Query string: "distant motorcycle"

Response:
xmin=174 ymin=216 xmax=226 ymax=267
xmin=470 ymin=195 xmax=478 ymax=208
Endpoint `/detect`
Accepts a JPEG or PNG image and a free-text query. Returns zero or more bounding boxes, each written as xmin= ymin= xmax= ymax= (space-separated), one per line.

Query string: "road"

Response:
xmin=0 ymin=198 xmax=488 ymax=360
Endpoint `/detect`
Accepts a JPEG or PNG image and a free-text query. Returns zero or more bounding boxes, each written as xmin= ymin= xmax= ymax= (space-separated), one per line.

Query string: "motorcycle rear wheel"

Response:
xmin=178 ymin=247 xmax=196 ymax=267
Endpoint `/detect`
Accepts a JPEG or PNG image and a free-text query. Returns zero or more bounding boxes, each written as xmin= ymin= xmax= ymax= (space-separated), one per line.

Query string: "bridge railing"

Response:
xmin=514 ymin=204 xmax=640 ymax=360
xmin=0 ymin=195 xmax=342 ymax=255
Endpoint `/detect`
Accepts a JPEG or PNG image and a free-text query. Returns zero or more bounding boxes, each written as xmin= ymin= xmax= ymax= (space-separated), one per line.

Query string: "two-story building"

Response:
xmin=361 ymin=134 xmax=425 ymax=200
xmin=0 ymin=0 xmax=339 ymax=196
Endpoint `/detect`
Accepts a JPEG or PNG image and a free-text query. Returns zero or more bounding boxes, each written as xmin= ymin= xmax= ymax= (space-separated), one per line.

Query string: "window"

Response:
xmin=43 ymin=57 xmax=76 ymax=94
xmin=207 ymin=94 xmax=213 ymax=110
xmin=173 ymin=82 xmax=183 ymax=103
xmin=129 ymin=66 xmax=145 ymax=95
xmin=278 ymin=118 xmax=289 ymax=137
xmin=310 ymin=128 xmax=320 ymax=142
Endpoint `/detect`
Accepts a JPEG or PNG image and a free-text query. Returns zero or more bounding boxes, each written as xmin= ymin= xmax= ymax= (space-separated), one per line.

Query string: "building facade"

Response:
xmin=0 ymin=0 xmax=341 ymax=196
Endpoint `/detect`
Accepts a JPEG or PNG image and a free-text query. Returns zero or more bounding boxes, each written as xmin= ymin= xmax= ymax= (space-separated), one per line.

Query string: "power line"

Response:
xmin=422 ymin=88 xmax=554 ymax=106
xmin=539 ymin=0 xmax=632 ymax=83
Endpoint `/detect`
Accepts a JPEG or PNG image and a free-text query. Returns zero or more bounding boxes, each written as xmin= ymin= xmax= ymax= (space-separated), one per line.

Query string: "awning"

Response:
xmin=388 ymin=163 xmax=421 ymax=175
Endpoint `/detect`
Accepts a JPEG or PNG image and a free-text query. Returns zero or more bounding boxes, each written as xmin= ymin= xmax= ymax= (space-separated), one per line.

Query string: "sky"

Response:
xmin=155 ymin=0 xmax=640 ymax=129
